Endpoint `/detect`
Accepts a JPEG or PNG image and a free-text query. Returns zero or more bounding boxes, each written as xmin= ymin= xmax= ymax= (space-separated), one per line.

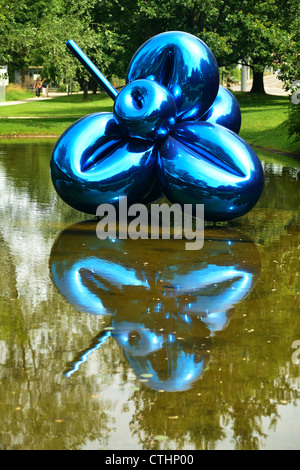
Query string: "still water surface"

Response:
xmin=0 ymin=140 xmax=299 ymax=450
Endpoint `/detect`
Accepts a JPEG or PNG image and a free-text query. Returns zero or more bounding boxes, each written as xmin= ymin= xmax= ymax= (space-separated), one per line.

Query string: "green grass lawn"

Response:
xmin=0 ymin=93 xmax=114 ymax=137
xmin=235 ymin=93 xmax=299 ymax=156
xmin=0 ymin=92 xmax=113 ymax=117
xmin=0 ymin=91 xmax=299 ymax=156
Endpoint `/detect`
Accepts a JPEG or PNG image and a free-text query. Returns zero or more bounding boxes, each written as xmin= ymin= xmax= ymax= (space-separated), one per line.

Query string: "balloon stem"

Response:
xmin=66 ymin=39 xmax=118 ymax=101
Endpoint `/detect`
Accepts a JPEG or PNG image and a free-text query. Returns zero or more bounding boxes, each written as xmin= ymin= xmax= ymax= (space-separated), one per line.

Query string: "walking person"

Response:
xmin=42 ymin=79 xmax=49 ymax=97
xmin=227 ymin=74 xmax=232 ymax=90
xmin=34 ymin=77 xmax=43 ymax=97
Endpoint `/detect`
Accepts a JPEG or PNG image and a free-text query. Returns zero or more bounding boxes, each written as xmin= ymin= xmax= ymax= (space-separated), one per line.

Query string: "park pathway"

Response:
xmin=0 ymin=91 xmax=68 ymax=107
xmin=231 ymin=73 xmax=289 ymax=96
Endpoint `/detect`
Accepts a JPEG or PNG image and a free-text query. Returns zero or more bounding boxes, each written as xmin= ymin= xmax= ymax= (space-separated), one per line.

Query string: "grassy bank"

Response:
xmin=235 ymin=93 xmax=299 ymax=156
xmin=0 ymin=91 xmax=299 ymax=156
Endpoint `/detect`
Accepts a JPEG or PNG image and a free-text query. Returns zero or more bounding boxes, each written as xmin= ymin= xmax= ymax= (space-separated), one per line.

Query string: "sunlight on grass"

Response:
xmin=0 ymin=91 xmax=299 ymax=156
xmin=0 ymin=92 xmax=114 ymax=117
xmin=235 ymin=93 xmax=299 ymax=155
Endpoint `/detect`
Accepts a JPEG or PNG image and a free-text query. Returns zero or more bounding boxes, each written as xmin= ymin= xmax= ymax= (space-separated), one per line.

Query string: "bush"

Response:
xmin=5 ymin=84 xmax=35 ymax=101
xmin=58 ymin=81 xmax=80 ymax=93
xmin=286 ymin=102 xmax=300 ymax=142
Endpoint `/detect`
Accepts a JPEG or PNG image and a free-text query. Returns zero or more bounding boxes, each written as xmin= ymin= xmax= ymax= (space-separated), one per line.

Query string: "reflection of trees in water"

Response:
xmin=0 ymin=319 xmax=122 ymax=449
xmin=133 ymin=159 xmax=298 ymax=449
xmin=49 ymin=222 xmax=299 ymax=450
xmin=0 ymin=143 xmax=299 ymax=450
xmin=0 ymin=143 xmax=116 ymax=449
xmin=125 ymin=163 xmax=300 ymax=449
xmin=260 ymin=163 xmax=300 ymax=214
xmin=232 ymin=158 xmax=300 ymax=245
xmin=126 ymin=236 xmax=300 ymax=451
xmin=0 ymin=263 xmax=116 ymax=448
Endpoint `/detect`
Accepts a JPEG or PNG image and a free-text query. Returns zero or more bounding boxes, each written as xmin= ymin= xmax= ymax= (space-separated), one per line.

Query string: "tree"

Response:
xmin=104 ymin=0 xmax=299 ymax=95
xmin=219 ymin=0 xmax=299 ymax=94
xmin=33 ymin=15 xmax=104 ymax=99
xmin=1 ymin=0 xmax=298 ymax=98
xmin=277 ymin=12 xmax=300 ymax=142
xmin=94 ymin=0 xmax=233 ymax=76
xmin=0 ymin=0 xmax=59 ymax=85
xmin=0 ymin=0 xmax=118 ymax=98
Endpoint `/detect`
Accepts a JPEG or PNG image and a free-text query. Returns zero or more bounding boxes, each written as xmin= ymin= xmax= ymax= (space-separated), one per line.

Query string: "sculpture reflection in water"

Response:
xmin=50 ymin=221 xmax=261 ymax=392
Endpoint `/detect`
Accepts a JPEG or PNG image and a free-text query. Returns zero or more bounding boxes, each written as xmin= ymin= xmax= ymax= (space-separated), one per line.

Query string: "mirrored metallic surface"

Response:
xmin=50 ymin=222 xmax=261 ymax=391
xmin=50 ymin=113 xmax=157 ymax=214
xmin=51 ymin=32 xmax=263 ymax=221
xmin=200 ymin=85 xmax=242 ymax=134
xmin=114 ymin=79 xmax=177 ymax=141
xmin=126 ymin=31 xmax=220 ymax=122
xmin=158 ymin=121 xmax=264 ymax=221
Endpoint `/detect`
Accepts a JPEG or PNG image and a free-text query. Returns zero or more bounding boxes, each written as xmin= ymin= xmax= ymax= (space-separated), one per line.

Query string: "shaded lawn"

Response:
xmin=0 ymin=93 xmax=114 ymax=138
xmin=6 ymin=88 xmax=35 ymax=101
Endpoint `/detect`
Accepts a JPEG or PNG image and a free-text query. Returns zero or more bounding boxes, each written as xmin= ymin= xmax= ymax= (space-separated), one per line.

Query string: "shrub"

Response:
xmin=5 ymin=84 xmax=35 ymax=101
xmin=286 ymin=101 xmax=300 ymax=142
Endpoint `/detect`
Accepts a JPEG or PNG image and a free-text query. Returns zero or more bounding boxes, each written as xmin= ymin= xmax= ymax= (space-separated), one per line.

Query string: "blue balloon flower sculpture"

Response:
xmin=51 ymin=31 xmax=264 ymax=221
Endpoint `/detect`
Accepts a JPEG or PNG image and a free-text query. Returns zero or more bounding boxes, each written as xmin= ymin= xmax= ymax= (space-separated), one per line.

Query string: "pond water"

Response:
xmin=0 ymin=140 xmax=299 ymax=450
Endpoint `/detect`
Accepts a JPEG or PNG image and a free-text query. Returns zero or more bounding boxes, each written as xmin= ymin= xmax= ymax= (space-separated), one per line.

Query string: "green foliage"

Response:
xmin=286 ymin=103 xmax=300 ymax=142
xmin=276 ymin=10 xmax=300 ymax=142
xmin=57 ymin=81 xmax=80 ymax=93
xmin=99 ymin=0 xmax=299 ymax=93
xmin=5 ymin=83 xmax=35 ymax=101
xmin=0 ymin=0 xmax=299 ymax=95
xmin=0 ymin=0 xmax=118 ymax=89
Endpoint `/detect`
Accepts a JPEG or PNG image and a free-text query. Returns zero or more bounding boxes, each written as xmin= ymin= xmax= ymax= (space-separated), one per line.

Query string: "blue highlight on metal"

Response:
xmin=200 ymin=85 xmax=242 ymax=134
xmin=114 ymin=79 xmax=177 ymax=141
xmin=50 ymin=113 xmax=157 ymax=214
xmin=157 ymin=121 xmax=264 ymax=221
xmin=65 ymin=330 xmax=112 ymax=377
xmin=51 ymin=31 xmax=264 ymax=222
xmin=126 ymin=31 xmax=219 ymax=122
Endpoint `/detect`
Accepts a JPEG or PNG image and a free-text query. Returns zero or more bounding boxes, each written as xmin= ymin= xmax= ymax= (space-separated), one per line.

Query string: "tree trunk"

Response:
xmin=250 ymin=70 xmax=265 ymax=94
xmin=92 ymin=80 xmax=97 ymax=95
xmin=83 ymin=79 xmax=89 ymax=100
xmin=21 ymin=69 xmax=26 ymax=88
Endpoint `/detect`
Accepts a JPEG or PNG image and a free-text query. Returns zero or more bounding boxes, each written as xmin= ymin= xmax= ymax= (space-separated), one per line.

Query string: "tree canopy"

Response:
xmin=0 ymin=0 xmax=299 ymax=96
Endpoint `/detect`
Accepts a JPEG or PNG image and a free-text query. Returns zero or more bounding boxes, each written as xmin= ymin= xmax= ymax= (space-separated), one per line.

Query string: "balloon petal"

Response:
xmin=126 ymin=31 xmax=219 ymax=122
xmin=50 ymin=113 xmax=157 ymax=214
xmin=199 ymin=85 xmax=242 ymax=134
xmin=157 ymin=121 xmax=264 ymax=221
